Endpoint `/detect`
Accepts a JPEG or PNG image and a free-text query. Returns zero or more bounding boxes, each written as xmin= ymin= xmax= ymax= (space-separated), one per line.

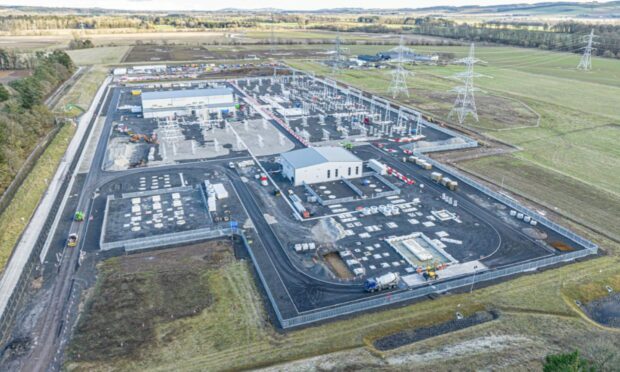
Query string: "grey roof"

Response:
xmin=142 ymin=87 xmax=233 ymax=101
xmin=281 ymin=146 xmax=361 ymax=169
xmin=143 ymin=102 xmax=235 ymax=113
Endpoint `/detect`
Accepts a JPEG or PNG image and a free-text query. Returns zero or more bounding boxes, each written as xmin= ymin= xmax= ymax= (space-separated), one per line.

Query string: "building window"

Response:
xmin=348 ymin=167 xmax=351 ymax=176
xmin=355 ymin=166 xmax=359 ymax=175
xmin=335 ymin=169 xmax=339 ymax=178
xmin=327 ymin=170 xmax=331 ymax=179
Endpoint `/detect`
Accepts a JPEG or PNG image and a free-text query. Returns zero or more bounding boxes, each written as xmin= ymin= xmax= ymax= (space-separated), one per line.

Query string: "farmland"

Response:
xmin=286 ymin=45 xmax=620 ymax=242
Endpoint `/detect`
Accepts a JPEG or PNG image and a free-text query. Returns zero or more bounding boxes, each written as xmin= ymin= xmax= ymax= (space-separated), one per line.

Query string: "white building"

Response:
xmin=141 ymin=87 xmax=235 ymax=119
xmin=132 ymin=64 xmax=167 ymax=73
xmin=279 ymin=146 xmax=363 ymax=186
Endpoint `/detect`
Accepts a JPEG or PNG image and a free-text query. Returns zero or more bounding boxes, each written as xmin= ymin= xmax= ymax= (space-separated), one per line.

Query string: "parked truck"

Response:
xmin=364 ymin=272 xmax=400 ymax=292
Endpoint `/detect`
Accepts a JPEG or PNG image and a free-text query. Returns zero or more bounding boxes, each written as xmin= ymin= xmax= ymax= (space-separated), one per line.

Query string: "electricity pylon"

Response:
xmin=388 ymin=35 xmax=413 ymax=99
xmin=577 ymin=29 xmax=597 ymax=71
xmin=270 ymin=13 xmax=276 ymax=56
xmin=449 ymin=43 xmax=484 ymax=124
xmin=330 ymin=34 xmax=345 ymax=74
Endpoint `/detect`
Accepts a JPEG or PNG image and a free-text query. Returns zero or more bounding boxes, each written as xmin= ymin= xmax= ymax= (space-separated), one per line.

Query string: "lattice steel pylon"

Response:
xmin=388 ymin=36 xmax=413 ymax=99
xmin=330 ymin=34 xmax=344 ymax=74
xmin=577 ymin=29 xmax=597 ymax=71
xmin=449 ymin=43 xmax=484 ymax=124
xmin=269 ymin=13 xmax=276 ymax=56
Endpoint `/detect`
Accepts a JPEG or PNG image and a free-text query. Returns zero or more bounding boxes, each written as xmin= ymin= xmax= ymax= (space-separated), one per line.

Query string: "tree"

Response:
xmin=543 ymin=351 xmax=596 ymax=372
xmin=0 ymin=84 xmax=9 ymax=102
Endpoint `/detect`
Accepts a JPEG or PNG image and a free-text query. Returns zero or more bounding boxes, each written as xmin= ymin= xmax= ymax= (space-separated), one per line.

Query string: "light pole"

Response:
xmin=470 ymin=265 xmax=478 ymax=293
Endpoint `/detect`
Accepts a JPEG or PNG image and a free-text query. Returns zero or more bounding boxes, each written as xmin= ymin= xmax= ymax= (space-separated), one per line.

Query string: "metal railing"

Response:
xmin=101 ymin=227 xmax=235 ymax=252
xmin=415 ymin=154 xmax=598 ymax=252
xmin=278 ymin=247 xmax=593 ymax=328
xmin=412 ymin=140 xmax=479 ymax=154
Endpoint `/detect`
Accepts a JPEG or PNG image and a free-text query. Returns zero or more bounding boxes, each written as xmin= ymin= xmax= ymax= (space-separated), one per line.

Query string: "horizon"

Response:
xmin=0 ymin=0 xmax=608 ymax=12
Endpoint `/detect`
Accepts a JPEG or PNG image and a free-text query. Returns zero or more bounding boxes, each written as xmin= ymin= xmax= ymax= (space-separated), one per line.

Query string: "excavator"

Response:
xmin=129 ymin=133 xmax=159 ymax=144
xmin=423 ymin=264 xmax=439 ymax=281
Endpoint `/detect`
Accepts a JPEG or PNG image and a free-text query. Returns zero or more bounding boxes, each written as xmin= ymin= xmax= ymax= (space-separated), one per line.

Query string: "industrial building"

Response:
xmin=141 ymin=87 xmax=235 ymax=118
xmin=279 ymin=146 xmax=363 ymax=186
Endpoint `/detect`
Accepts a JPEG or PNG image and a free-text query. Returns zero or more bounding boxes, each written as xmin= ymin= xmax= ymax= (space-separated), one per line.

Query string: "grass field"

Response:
xmin=54 ymin=67 xmax=108 ymax=117
xmin=67 ymin=46 xmax=131 ymax=66
xmin=66 ymin=239 xmax=620 ymax=371
xmin=286 ymin=45 xmax=620 ymax=242
xmin=0 ymin=123 xmax=75 ymax=273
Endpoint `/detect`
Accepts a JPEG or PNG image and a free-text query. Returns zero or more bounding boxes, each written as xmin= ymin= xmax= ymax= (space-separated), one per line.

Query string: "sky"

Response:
xmin=0 ymin=0 xmax=602 ymax=12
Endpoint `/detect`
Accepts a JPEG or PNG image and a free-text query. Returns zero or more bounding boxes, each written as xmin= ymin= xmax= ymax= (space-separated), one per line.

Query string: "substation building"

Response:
xmin=141 ymin=87 xmax=235 ymax=119
xmin=279 ymin=146 xmax=363 ymax=186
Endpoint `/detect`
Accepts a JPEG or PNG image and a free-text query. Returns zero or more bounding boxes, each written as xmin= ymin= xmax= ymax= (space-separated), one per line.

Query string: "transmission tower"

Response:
xmin=449 ymin=43 xmax=484 ymax=124
xmin=329 ymin=33 xmax=349 ymax=75
xmin=269 ymin=13 xmax=276 ymax=56
xmin=331 ymin=34 xmax=344 ymax=74
xmin=577 ymin=29 xmax=597 ymax=71
xmin=388 ymin=36 xmax=413 ymax=99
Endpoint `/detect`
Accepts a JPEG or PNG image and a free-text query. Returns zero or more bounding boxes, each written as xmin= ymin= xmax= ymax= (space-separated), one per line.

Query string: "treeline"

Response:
xmin=0 ymin=14 xmax=258 ymax=31
xmin=0 ymin=50 xmax=74 ymax=195
xmin=411 ymin=18 xmax=620 ymax=58
xmin=0 ymin=49 xmax=40 ymax=70
xmin=0 ymin=13 xmax=332 ymax=32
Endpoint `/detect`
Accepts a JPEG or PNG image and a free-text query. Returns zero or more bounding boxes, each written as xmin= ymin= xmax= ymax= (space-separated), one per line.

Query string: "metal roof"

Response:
xmin=141 ymin=87 xmax=233 ymax=101
xmin=280 ymin=146 xmax=361 ymax=169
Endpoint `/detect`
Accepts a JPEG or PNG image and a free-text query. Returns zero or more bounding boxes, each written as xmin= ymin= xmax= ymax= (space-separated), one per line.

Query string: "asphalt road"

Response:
xmin=23 ymin=84 xmax=117 ymax=372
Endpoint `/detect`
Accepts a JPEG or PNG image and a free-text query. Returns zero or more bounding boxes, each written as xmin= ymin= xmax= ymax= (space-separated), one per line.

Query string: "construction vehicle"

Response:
xmin=74 ymin=211 xmax=85 ymax=222
xmin=67 ymin=233 xmax=78 ymax=248
xmin=129 ymin=134 xmax=158 ymax=144
xmin=341 ymin=141 xmax=353 ymax=150
xmin=131 ymin=89 xmax=142 ymax=96
xmin=423 ymin=265 xmax=439 ymax=281
xmin=364 ymin=272 xmax=400 ymax=292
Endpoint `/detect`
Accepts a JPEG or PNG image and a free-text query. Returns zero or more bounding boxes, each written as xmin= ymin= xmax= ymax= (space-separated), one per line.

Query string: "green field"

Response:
xmin=66 ymin=240 xmax=620 ymax=371
xmin=287 ymin=45 xmax=620 ymax=242
xmin=54 ymin=67 xmax=108 ymax=117
xmin=67 ymin=46 xmax=131 ymax=66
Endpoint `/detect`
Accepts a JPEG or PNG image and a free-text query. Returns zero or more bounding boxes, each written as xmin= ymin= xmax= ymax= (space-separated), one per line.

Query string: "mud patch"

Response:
xmin=373 ymin=311 xmax=499 ymax=351
xmin=68 ymin=240 xmax=234 ymax=362
xmin=582 ymin=292 xmax=620 ymax=328
xmin=549 ymin=241 xmax=574 ymax=252
xmin=323 ymin=252 xmax=353 ymax=279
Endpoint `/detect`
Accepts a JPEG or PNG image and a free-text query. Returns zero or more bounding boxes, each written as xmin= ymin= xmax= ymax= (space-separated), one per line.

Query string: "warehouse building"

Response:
xmin=141 ymin=87 xmax=235 ymax=119
xmin=279 ymin=146 xmax=363 ymax=186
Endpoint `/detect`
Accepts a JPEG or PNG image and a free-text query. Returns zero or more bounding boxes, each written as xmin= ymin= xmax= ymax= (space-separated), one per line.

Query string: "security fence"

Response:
xmin=415 ymin=154 xmax=598 ymax=252
xmin=101 ymin=227 xmax=235 ymax=252
xmin=277 ymin=248 xmax=593 ymax=328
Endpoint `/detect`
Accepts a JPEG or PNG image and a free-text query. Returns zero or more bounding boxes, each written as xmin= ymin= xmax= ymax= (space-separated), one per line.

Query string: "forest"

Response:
xmin=0 ymin=50 xmax=74 ymax=195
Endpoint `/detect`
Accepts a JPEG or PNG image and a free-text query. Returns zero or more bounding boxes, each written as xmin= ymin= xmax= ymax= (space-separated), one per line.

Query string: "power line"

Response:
xmin=577 ymin=29 xmax=598 ymax=71
xmin=449 ymin=43 xmax=484 ymax=125
xmin=270 ymin=13 xmax=276 ymax=56
xmin=330 ymin=33 xmax=347 ymax=74
xmin=388 ymin=35 xmax=413 ymax=99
